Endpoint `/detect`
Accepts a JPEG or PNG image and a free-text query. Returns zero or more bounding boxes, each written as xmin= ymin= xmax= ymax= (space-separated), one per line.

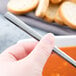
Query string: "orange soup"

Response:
xmin=43 ymin=46 xmax=76 ymax=76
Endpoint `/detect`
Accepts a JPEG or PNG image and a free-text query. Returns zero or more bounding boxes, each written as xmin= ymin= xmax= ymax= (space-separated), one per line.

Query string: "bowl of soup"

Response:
xmin=42 ymin=35 xmax=76 ymax=76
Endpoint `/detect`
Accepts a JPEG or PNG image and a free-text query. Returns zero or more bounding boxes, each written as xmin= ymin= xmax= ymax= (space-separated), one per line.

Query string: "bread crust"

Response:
xmin=7 ymin=0 xmax=39 ymax=15
xmin=50 ymin=0 xmax=62 ymax=4
xmin=43 ymin=15 xmax=53 ymax=22
xmin=70 ymin=0 xmax=76 ymax=3
xmin=8 ymin=5 xmax=37 ymax=15
xmin=54 ymin=9 xmax=64 ymax=25
xmin=59 ymin=1 xmax=76 ymax=29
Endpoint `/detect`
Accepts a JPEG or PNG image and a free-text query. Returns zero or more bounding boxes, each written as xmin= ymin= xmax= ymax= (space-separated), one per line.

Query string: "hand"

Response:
xmin=0 ymin=33 xmax=54 ymax=76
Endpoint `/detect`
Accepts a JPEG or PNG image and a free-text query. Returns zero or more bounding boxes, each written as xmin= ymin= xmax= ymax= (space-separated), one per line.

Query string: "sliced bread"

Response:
xmin=59 ymin=1 xmax=76 ymax=29
xmin=35 ymin=0 xmax=49 ymax=18
xmin=50 ymin=0 xmax=62 ymax=4
xmin=54 ymin=9 xmax=64 ymax=25
xmin=70 ymin=0 xmax=76 ymax=3
xmin=44 ymin=3 xmax=60 ymax=22
xmin=7 ymin=0 xmax=39 ymax=14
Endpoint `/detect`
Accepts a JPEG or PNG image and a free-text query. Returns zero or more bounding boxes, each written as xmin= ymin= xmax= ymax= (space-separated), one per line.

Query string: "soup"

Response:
xmin=43 ymin=46 xmax=76 ymax=76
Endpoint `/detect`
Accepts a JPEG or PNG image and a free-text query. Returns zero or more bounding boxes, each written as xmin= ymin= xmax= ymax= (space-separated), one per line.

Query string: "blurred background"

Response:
xmin=0 ymin=0 xmax=76 ymax=52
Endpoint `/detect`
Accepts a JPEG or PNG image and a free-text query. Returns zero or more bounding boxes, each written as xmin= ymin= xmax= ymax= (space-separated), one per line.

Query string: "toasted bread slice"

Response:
xmin=44 ymin=3 xmax=60 ymax=22
xmin=62 ymin=0 xmax=69 ymax=3
xmin=50 ymin=0 xmax=62 ymax=4
xmin=59 ymin=1 xmax=76 ymax=29
xmin=54 ymin=9 xmax=64 ymax=25
xmin=35 ymin=0 xmax=49 ymax=18
xmin=70 ymin=0 xmax=76 ymax=3
xmin=7 ymin=0 xmax=39 ymax=14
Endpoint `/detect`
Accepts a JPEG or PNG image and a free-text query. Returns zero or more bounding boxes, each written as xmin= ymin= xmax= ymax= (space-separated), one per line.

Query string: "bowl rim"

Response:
xmin=55 ymin=35 xmax=76 ymax=47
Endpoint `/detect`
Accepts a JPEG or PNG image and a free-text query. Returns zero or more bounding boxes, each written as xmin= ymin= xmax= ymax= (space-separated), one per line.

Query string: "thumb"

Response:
xmin=29 ymin=33 xmax=55 ymax=68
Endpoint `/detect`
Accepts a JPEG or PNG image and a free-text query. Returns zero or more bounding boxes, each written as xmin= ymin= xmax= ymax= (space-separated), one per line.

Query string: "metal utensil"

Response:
xmin=4 ymin=12 xmax=76 ymax=67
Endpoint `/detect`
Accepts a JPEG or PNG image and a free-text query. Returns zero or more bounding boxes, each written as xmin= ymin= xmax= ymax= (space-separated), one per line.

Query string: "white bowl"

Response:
xmin=55 ymin=35 xmax=76 ymax=47
xmin=18 ymin=35 xmax=76 ymax=47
